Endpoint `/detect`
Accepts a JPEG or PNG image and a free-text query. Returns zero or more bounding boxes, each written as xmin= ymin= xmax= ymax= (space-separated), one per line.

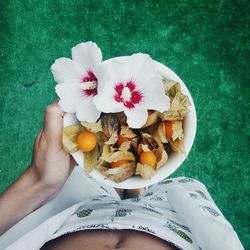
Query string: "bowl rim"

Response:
xmin=64 ymin=57 xmax=197 ymax=189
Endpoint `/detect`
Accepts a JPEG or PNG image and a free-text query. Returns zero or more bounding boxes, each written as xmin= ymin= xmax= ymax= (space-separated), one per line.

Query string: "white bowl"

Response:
xmin=64 ymin=58 xmax=197 ymax=189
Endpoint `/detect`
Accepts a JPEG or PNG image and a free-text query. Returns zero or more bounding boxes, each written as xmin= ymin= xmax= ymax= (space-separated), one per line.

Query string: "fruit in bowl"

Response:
xmin=52 ymin=42 xmax=196 ymax=189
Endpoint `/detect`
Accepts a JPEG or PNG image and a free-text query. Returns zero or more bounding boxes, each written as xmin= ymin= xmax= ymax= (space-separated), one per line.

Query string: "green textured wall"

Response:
xmin=0 ymin=0 xmax=249 ymax=247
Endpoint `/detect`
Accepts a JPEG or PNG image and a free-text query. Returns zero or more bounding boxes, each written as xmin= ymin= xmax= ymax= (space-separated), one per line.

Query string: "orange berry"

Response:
xmin=77 ymin=131 xmax=97 ymax=152
xmin=140 ymin=151 xmax=157 ymax=168
xmin=164 ymin=121 xmax=173 ymax=139
xmin=111 ymin=160 xmax=131 ymax=168
xmin=116 ymin=136 xmax=130 ymax=146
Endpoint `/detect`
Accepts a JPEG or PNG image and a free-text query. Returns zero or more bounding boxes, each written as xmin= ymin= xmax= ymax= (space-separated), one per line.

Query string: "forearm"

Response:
xmin=0 ymin=166 xmax=56 ymax=235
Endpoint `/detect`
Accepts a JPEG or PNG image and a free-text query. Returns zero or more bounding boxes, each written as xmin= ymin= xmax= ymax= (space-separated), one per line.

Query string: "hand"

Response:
xmin=0 ymin=101 xmax=76 ymax=235
xmin=30 ymin=101 xmax=75 ymax=197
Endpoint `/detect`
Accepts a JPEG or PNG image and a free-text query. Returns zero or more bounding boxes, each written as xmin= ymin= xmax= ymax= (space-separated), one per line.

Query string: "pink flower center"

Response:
xmin=80 ymin=70 xmax=97 ymax=96
xmin=114 ymin=80 xmax=143 ymax=109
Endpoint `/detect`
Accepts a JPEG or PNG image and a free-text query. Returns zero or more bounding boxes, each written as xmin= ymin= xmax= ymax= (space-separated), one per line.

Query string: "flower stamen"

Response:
xmin=121 ymin=87 xmax=132 ymax=102
xmin=80 ymin=70 xmax=98 ymax=96
xmin=79 ymin=81 xmax=97 ymax=90
xmin=114 ymin=81 xmax=143 ymax=109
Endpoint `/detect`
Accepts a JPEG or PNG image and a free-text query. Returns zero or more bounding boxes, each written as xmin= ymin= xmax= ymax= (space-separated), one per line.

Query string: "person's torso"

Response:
xmin=41 ymin=229 xmax=178 ymax=250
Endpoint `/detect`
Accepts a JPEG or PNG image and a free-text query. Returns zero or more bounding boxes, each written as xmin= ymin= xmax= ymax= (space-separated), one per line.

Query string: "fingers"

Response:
xmin=43 ymin=101 xmax=65 ymax=147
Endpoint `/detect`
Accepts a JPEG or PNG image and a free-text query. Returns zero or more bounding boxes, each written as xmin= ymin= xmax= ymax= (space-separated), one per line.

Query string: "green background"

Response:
xmin=0 ymin=0 xmax=249 ymax=247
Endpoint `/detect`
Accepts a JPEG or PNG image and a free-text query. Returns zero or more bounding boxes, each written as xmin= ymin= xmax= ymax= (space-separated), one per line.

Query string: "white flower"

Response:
xmin=93 ymin=53 xmax=170 ymax=128
xmin=51 ymin=42 xmax=102 ymax=122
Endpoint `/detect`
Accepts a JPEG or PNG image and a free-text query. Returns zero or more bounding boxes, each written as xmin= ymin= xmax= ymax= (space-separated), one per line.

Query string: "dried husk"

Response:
xmin=97 ymin=162 xmax=136 ymax=183
xmin=172 ymin=120 xmax=184 ymax=141
xmin=105 ymin=132 xmax=118 ymax=145
xmin=162 ymin=79 xmax=181 ymax=97
xmin=138 ymin=143 xmax=151 ymax=155
xmin=135 ymin=163 xmax=156 ymax=179
xmin=142 ymin=111 xmax=158 ymax=128
xmin=160 ymin=93 xmax=191 ymax=121
xmin=96 ymin=132 xmax=106 ymax=149
xmin=114 ymin=112 xmax=127 ymax=125
xmin=142 ymin=118 xmax=160 ymax=135
xmin=141 ymin=133 xmax=158 ymax=150
xmin=100 ymin=147 xmax=136 ymax=163
xmin=169 ymin=138 xmax=186 ymax=155
xmin=63 ymin=124 xmax=85 ymax=153
xmin=153 ymin=147 xmax=168 ymax=170
xmin=84 ymin=144 xmax=101 ymax=173
xmin=120 ymin=125 xmax=137 ymax=138
xmin=101 ymin=113 xmax=119 ymax=138
xmin=81 ymin=120 xmax=103 ymax=133
xmin=101 ymin=144 xmax=111 ymax=158
xmin=130 ymin=137 xmax=139 ymax=151
xmin=119 ymin=140 xmax=132 ymax=151
xmin=153 ymin=122 xmax=168 ymax=146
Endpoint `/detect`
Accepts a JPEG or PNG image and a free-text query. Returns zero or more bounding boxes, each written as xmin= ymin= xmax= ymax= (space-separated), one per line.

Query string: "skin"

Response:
xmin=41 ymin=230 xmax=178 ymax=250
xmin=0 ymin=101 xmax=178 ymax=250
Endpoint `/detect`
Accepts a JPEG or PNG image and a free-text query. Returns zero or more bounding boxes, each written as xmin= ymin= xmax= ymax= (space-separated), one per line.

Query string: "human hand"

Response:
xmin=30 ymin=101 xmax=75 ymax=197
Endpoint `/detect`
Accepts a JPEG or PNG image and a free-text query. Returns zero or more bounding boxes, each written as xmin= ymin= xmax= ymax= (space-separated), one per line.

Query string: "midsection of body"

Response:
xmin=41 ymin=229 xmax=178 ymax=250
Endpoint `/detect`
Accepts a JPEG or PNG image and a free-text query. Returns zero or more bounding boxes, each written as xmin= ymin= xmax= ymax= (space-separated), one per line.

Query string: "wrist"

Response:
xmin=0 ymin=165 xmax=58 ymax=234
xmin=26 ymin=165 xmax=59 ymax=202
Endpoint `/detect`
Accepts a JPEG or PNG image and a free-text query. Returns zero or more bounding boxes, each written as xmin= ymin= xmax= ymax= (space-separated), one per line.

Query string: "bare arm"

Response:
xmin=0 ymin=101 xmax=74 ymax=235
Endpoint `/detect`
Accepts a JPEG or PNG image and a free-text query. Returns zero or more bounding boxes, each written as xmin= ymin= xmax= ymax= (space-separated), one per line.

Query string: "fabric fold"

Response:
xmin=167 ymin=183 xmax=244 ymax=250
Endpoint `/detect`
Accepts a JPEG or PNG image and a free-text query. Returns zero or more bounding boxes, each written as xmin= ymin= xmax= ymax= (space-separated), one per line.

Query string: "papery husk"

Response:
xmin=169 ymin=138 xmax=186 ymax=155
xmin=153 ymin=147 xmax=168 ymax=170
xmin=97 ymin=162 xmax=136 ymax=183
xmin=142 ymin=111 xmax=158 ymax=128
xmin=63 ymin=124 xmax=85 ymax=153
xmin=100 ymin=147 xmax=136 ymax=163
xmin=105 ymin=132 xmax=118 ymax=145
xmin=84 ymin=144 xmax=101 ymax=173
xmin=130 ymin=137 xmax=139 ymax=151
xmin=119 ymin=140 xmax=132 ymax=151
xmin=120 ymin=125 xmax=137 ymax=138
xmin=172 ymin=120 xmax=184 ymax=141
xmin=135 ymin=163 xmax=156 ymax=179
xmin=160 ymin=93 xmax=191 ymax=121
xmin=102 ymin=144 xmax=111 ymax=158
xmin=138 ymin=143 xmax=151 ymax=155
xmin=81 ymin=120 xmax=103 ymax=133
xmin=153 ymin=122 xmax=168 ymax=146
xmin=142 ymin=118 xmax=160 ymax=136
xmin=141 ymin=133 xmax=158 ymax=150
xmin=162 ymin=79 xmax=181 ymax=97
xmin=101 ymin=113 xmax=119 ymax=138
xmin=96 ymin=132 xmax=106 ymax=148
xmin=114 ymin=112 xmax=127 ymax=126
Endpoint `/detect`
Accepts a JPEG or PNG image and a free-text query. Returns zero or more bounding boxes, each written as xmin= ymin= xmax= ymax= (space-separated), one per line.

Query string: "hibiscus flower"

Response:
xmin=93 ymin=53 xmax=170 ymax=128
xmin=51 ymin=42 xmax=102 ymax=122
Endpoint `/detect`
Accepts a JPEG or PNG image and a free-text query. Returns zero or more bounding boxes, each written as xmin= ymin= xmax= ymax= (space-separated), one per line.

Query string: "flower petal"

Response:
xmin=141 ymin=76 xmax=170 ymax=112
xmin=94 ymin=63 xmax=111 ymax=92
xmin=149 ymin=94 xmax=170 ymax=113
xmin=124 ymin=108 xmax=148 ymax=128
xmin=55 ymin=83 xmax=82 ymax=113
xmin=76 ymin=97 xmax=101 ymax=122
xmin=129 ymin=53 xmax=156 ymax=79
xmin=51 ymin=58 xmax=84 ymax=84
xmin=128 ymin=54 xmax=169 ymax=112
xmin=95 ymin=53 xmax=169 ymax=128
xmin=93 ymin=86 xmax=124 ymax=113
xmin=72 ymin=42 xmax=102 ymax=71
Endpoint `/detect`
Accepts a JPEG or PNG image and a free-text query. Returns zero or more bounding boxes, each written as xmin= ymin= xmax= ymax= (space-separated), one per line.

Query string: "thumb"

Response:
xmin=43 ymin=101 xmax=65 ymax=146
